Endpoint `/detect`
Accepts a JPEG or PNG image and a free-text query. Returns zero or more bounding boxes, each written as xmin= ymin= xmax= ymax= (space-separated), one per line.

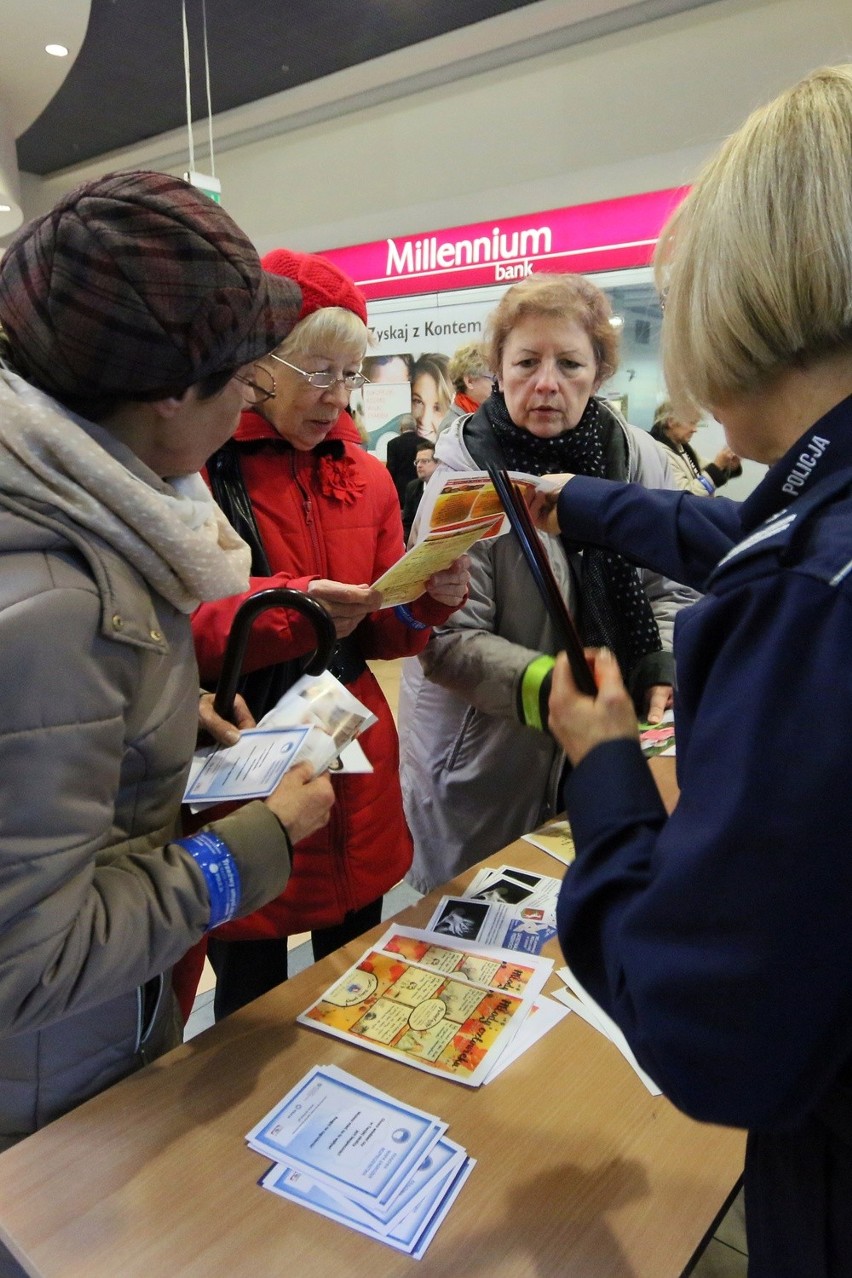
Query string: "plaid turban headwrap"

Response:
xmin=0 ymin=170 xmax=303 ymax=400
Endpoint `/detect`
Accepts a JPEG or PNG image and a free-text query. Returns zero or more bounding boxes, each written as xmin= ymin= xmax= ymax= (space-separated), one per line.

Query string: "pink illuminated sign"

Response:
xmin=320 ymin=187 xmax=688 ymax=300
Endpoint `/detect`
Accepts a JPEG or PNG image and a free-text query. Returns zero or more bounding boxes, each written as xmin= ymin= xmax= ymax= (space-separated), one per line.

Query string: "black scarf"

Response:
xmin=480 ymin=391 xmax=662 ymax=681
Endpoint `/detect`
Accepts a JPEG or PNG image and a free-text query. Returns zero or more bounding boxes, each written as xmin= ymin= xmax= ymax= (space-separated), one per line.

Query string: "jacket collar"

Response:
xmin=741 ymin=392 xmax=852 ymax=532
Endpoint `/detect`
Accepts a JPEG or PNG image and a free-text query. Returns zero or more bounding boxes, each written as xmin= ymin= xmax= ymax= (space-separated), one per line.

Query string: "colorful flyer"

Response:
xmin=297 ymin=926 xmax=552 ymax=1086
xmin=371 ymin=468 xmax=538 ymax=606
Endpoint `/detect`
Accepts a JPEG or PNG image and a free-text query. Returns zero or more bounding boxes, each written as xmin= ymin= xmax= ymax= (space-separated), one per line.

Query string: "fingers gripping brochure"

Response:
xmin=371 ymin=469 xmax=539 ymax=607
xmin=184 ymin=670 xmax=377 ymax=808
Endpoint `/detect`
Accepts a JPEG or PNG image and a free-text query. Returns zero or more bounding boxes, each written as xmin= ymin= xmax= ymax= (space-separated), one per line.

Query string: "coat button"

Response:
xmin=150 ymin=629 xmax=162 ymax=642
xmin=112 ymin=614 xmax=123 ymax=630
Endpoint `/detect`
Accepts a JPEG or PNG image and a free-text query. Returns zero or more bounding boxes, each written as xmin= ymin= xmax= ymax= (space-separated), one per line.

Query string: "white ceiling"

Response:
xmin=0 ymin=0 xmax=88 ymax=233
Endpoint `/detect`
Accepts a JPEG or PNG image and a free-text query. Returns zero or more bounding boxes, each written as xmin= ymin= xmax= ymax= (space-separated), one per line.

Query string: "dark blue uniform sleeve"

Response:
xmin=558 ymin=568 xmax=852 ymax=1131
xmin=557 ymin=476 xmax=745 ymax=591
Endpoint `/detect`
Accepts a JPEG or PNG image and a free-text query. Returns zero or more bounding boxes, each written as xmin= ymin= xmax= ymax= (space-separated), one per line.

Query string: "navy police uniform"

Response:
xmin=553 ymin=394 xmax=852 ymax=1276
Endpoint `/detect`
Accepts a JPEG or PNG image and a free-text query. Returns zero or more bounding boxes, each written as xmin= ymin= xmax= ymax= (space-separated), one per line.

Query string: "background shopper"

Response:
xmin=650 ymin=398 xmax=741 ymax=495
xmin=402 ymin=437 xmax=438 ymax=541
xmin=437 ymin=341 xmax=493 ymax=433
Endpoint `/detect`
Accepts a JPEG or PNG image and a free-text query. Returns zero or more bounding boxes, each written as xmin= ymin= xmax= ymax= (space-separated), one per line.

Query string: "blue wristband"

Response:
xmin=175 ymin=830 xmax=242 ymax=929
xmin=394 ymin=604 xmax=428 ymax=631
xmin=698 ymin=475 xmax=715 ymax=495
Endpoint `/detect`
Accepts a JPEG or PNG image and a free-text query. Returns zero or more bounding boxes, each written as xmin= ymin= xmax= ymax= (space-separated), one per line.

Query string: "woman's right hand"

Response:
xmin=265 ymin=762 xmax=335 ymax=844
xmin=307 ymin=579 xmax=383 ymax=638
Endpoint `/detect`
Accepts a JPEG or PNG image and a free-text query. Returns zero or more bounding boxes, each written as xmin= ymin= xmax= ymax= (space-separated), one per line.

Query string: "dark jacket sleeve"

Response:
xmin=557 ymin=476 xmax=745 ymax=592
xmin=557 ymin=569 xmax=852 ymax=1131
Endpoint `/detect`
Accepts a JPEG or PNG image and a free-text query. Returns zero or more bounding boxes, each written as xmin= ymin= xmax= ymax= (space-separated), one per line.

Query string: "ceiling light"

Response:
xmin=45 ymin=44 xmax=69 ymax=58
xmin=609 ymin=316 xmax=624 ymax=328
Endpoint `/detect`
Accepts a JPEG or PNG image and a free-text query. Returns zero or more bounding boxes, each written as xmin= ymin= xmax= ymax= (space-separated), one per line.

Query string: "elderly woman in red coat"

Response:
xmin=191 ymin=250 xmax=468 ymax=1018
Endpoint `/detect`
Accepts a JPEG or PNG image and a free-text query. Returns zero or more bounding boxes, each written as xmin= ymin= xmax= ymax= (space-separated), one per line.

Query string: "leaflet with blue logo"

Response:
xmin=260 ymin=1137 xmax=471 ymax=1254
xmin=184 ymin=726 xmax=312 ymax=803
xmin=245 ymin=1064 xmax=446 ymax=1210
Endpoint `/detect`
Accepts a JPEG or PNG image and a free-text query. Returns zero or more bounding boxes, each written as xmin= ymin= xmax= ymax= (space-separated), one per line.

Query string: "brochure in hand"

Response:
xmin=371 ymin=468 xmax=539 ymax=607
xmin=184 ymin=669 xmax=377 ymax=809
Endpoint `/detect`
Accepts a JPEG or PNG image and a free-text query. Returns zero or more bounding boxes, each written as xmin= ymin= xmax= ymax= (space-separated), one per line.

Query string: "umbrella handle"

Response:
xmin=212 ymin=587 xmax=337 ymax=723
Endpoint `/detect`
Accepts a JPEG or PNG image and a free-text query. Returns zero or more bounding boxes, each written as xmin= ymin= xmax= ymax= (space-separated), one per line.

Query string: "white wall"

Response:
xmin=23 ymin=0 xmax=852 ymax=257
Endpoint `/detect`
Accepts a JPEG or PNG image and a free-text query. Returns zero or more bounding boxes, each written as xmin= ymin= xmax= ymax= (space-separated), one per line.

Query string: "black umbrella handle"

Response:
xmin=212 ymin=587 xmax=337 ymax=723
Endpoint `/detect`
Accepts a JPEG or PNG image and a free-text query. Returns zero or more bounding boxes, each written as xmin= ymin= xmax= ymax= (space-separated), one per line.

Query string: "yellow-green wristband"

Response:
xmin=519 ymin=655 xmax=556 ymax=731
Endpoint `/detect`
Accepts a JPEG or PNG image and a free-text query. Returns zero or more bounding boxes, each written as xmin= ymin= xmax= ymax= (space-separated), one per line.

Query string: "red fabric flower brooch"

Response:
xmin=316 ymin=454 xmax=366 ymax=505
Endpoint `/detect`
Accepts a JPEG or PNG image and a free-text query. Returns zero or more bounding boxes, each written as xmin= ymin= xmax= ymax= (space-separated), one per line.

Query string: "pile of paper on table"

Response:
xmin=247 ymin=1064 xmax=474 ymax=1258
xmin=297 ymin=925 xmax=567 ymax=1086
xmin=425 ymin=862 xmax=562 ymax=954
xmin=552 ymin=966 xmax=661 ymax=1095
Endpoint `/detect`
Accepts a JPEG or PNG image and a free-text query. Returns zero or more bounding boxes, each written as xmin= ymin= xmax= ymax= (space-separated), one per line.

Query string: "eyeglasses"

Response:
xmin=233 ymin=364 xmax=276 ymax=404
xmin=270 ymin=354 xmax=368 ymax=391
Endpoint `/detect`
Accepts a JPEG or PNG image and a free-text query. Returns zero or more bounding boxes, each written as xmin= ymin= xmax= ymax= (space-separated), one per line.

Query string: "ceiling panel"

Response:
xmin=16 ymin=0 xmax=543 ymax=176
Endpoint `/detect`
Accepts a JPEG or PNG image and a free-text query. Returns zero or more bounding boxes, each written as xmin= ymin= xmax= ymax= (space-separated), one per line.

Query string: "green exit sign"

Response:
xmin=184 ymin=171 xmax=221 ymax=204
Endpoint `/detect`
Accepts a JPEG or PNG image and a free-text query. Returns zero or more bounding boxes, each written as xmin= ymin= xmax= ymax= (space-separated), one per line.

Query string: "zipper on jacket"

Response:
xmin=290 ymin=454 xmax=327 ymax=574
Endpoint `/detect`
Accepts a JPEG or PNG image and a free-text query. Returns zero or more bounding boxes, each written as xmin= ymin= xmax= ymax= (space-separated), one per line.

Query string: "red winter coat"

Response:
xmin=192 ymin=408 xmax=454 ymax=937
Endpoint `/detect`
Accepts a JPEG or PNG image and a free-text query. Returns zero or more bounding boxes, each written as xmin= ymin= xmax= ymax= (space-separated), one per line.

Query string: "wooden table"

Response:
xmin=0 ymin=760 xmax=744 ymax=1277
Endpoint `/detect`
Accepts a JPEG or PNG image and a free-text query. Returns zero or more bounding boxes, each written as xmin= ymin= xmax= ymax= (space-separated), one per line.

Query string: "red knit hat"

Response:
xmin=261 ymin=249 xmax=367 ymax=324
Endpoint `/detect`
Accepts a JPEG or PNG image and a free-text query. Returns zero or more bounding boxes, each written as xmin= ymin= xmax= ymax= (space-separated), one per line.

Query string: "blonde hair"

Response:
xmin=656 ymin=64 xmax=852 ymax=416
xmin=448 ymin=342 xmax=488 ymax=392
xmin=274 ymin=306 xmax=368 ymax=365
xmin=484 ymin=274 xmax=619 ymax=383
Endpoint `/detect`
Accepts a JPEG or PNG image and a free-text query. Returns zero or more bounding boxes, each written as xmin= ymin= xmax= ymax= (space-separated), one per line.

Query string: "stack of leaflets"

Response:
xmin=522 ymin=818 xmax=577 ymax=866
xmin=552 ymin=966 xmax=661 ymax=1095
xmin=425 ymin=863 xmax=562 ymax=955
xmin=297 ymin=924 xmax=556 ymax=1086
xmin=185 ymin=669 xmax=376 ymax=810
xmin=246 ymin=1064 xmax=474 ymax=1258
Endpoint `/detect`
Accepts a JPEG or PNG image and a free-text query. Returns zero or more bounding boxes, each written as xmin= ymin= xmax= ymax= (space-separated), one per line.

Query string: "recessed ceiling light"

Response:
xmin=0 ymin=203 xmax=12 ymax=213
xmin=45 ymin=44 xmax=69 ymax=57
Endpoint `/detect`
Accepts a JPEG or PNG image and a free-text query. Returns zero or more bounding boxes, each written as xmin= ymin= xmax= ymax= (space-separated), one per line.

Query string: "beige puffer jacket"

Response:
xmin=0 ymin=486 xmax=291 ymax=1150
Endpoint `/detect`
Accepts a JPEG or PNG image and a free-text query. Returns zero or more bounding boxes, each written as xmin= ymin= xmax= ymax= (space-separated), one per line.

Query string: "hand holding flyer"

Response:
xmin=184 ymin=670 xmax=377 ymax=808
xmin=371 ymin=469 xmax=538 ymax=607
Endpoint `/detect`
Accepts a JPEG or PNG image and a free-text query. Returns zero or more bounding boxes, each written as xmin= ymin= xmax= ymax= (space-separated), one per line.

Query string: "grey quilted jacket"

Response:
xmin=0 ymin=487 xmax=291 ymax=1150
xmin=399 ymin=404 xmax=699 ymax=892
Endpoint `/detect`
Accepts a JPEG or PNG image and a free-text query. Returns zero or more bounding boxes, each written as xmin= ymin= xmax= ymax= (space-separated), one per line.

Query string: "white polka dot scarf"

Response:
xmin=483 ymin=390 xmax=662 ymax=680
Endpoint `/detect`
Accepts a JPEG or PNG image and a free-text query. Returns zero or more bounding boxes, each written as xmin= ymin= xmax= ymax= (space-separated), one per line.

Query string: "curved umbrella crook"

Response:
xmin=212 ymin=587 xmax=337 ymax=723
